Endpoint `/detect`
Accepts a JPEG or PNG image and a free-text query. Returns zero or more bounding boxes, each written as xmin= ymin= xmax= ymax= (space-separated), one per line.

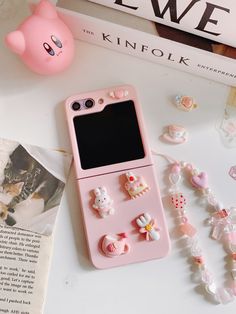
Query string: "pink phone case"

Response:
xmin=65 ymin=85 xmax=170 ymax=269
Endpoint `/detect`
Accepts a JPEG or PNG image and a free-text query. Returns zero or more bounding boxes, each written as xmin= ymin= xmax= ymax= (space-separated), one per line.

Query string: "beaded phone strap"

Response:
xmin=154 ymin=152 xmax=236 ymax=304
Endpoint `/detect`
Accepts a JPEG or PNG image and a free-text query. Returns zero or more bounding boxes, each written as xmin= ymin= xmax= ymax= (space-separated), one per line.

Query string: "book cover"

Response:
xmin=88 ymin=0 xmax=236 ymax=48
xmin=57 ymin=0 xmax=236 ymax=86
xmin=0 ymin=137 xmax=72 ymax=314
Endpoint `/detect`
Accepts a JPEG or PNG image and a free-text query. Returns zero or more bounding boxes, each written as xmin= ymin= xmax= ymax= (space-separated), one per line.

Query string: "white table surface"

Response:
xmin=0 ymin=2 xmax=236 ymax=314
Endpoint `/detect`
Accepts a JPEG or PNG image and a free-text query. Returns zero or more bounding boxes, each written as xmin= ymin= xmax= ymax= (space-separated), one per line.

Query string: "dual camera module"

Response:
xmin=71 ymin=98 xmax=95 ymax=111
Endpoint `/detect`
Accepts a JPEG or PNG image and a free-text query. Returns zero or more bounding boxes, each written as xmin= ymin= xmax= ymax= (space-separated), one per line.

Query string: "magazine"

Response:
xmin=88 ymin=0 xmax=236 ymax=48
xmin=57 ymin=0 xmax=236 ymax=86
xmin=0 ymin=138 xmax=71 ymax=314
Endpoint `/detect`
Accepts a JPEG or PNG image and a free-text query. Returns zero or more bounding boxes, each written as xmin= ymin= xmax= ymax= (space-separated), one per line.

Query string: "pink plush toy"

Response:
xmin=5 ymin=0 xmax=75 ymax=75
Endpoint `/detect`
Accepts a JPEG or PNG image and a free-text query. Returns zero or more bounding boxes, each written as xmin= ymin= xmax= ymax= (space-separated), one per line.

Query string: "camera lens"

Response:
xmin=85 ymin=99 xmax=94 ymax=108
xmin=71 ymin=102 xmax=81 ymax=111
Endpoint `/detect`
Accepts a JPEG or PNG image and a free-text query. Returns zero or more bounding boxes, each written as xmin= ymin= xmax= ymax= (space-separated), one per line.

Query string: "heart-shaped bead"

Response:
xmin=191 ymin=172 xmax=208 ymax=189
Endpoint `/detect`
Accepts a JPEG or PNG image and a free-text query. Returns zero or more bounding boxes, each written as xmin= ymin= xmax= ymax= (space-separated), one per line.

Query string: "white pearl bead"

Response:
xmin=180 ymin=161 xmax=187 ymax=168
xmin=215 ymin=202 xmax=223 ymax=211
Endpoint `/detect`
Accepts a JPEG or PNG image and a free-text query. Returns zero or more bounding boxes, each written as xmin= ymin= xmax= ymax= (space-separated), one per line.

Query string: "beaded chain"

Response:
xmin=167 ymin=160 xmax=236 ymax=304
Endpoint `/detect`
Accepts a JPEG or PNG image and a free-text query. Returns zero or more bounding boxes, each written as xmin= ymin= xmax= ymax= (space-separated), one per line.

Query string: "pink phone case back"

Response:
xmin=65 ymin=85 xmax=170 ymax=269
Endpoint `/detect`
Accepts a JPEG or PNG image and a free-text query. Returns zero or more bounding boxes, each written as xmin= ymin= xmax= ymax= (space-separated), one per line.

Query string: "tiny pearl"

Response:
xmin=215 ymin=202 xmax=223 ymax=211
xmin=180 ymin=161 xmax=187 ymax=168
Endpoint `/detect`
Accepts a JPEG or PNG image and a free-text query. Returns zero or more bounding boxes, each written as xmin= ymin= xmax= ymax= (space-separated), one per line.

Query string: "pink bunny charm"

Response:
xmin=5 ymin=0 xmax=75 ymax=75
xmin=92 ymin=187 xmax=115 ymax=218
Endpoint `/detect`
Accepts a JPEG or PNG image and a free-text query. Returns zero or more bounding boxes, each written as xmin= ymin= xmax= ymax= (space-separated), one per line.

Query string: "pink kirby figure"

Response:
xmin=5 ymin=0 xmax=75 ymax=75
xmin=101 ymin=233 xmax=130 ymax=258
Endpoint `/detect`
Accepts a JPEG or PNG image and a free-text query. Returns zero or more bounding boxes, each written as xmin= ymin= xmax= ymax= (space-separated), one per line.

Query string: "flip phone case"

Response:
xmin=65 ymin=85 xmax=170 ymax=269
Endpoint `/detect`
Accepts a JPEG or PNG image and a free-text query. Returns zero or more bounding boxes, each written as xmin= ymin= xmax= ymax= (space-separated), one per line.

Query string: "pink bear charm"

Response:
xmin=124 ymin=172 xmax=150 ymax=199
xmin=5 ymin=0 xmax=75 ymax=75
xmin=101 ymin=233 xmax=130 ymax=258
xmin=92 ymin=187 xmax=115 ymax=218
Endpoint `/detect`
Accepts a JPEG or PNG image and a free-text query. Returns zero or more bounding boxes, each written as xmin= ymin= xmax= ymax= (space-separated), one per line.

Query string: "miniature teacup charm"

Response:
xmin=162 ymin=125 xmax=188 ymax=144
xmin=101 ymin=233 xmax=130 ymax=257
xmin=124 ymin=172 xmax=150 ymax=199
xmin=175 ymin=95 xmax=197 ymax=112
xmin=136 ymin=213 xmax=160 ymax=241
xmin=92 ymin=187 xmax=115 ymax=218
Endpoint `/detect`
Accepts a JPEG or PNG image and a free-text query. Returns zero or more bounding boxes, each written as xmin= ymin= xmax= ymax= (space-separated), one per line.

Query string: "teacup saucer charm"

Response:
xmin=124 ymin=172 xmax=150 ymax=199
xmin=162 ymin=125 xmax=188 ymax=144
xmin=101 ymin=233 xmax=130 ymax=257
xmin=175 ymin=95 xmax=197 ymax=112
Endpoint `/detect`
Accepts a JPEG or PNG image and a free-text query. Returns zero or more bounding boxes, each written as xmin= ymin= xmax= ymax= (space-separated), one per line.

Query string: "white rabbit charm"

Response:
xmin=92 ymin=187 xmax=115 ymax=218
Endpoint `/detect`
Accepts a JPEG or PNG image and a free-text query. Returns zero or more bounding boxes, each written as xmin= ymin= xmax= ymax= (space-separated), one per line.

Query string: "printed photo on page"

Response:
xmin=0 ymin=138 xmax=71 ymax=236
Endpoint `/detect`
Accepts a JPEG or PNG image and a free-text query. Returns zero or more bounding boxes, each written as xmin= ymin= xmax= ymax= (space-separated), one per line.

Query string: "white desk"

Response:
xmin=0 ymin=2 xmax=236 ymax=314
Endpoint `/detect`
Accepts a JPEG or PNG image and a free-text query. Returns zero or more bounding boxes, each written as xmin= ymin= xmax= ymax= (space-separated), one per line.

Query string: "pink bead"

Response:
xmin=227 ymin=231 xmax=236 ymax=245
xmin=171 ymin=164 xmax=181 ymax=174
xmin=186 ymin=163 xmax=193 ymax=171
xmin=179 ymin=223 xmax=197 ymax=237
xmin=191 ymin=172 xmax=208 ymax=189
xmin=181 ymin=216 xmax=188 ymax=224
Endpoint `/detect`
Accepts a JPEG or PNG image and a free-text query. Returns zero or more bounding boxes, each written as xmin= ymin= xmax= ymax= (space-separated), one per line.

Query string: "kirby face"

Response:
xmin=5 ymin=0 xmax=75 ymax=75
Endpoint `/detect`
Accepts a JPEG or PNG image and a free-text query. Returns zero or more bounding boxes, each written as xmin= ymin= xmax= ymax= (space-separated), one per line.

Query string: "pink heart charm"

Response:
xmin=191 ymin=172 xmax=208 ymax=189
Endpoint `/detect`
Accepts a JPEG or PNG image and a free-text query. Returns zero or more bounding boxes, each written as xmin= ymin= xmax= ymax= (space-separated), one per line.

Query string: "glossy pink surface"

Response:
xmin=65 ymin=85 xmax=170 ymax=269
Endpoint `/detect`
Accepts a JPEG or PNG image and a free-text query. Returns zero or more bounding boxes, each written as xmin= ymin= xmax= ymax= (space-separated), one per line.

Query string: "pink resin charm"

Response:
xmin=101 ymin=233 xmax=130 ymax=258
xmin=191 ymin=172 xmax=208 ymax=189
xmin=108 ymin=89 xmax=129 ymax=99
xmin=226 ymin=231 xmax=236 ymax=245
xmin=124 ymin=172 xmax=150 ymax=199
xmin=175 ymin=95 xmax=198 ymax=112
xmin=136 ymin=213 xmax=160 ymax=241
xmin=5 ymin=0 xmax=75 ymax=75
xmin=171 ymin=193 xmax=186 ymax=210
xmin=179 ymin=222 xmax=197 ymax=237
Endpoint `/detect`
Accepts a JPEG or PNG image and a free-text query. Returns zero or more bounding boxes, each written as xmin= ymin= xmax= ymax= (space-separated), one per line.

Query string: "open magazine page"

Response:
xmin=0 ymin=138 xmax=72 ymax=314
xmin=0 ymin=225 xmax=52 ymax=314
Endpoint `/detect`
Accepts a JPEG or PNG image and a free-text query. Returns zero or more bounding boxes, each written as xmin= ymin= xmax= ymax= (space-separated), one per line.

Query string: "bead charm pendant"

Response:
xmin=166 ymin=160 xmax=236 ymax=304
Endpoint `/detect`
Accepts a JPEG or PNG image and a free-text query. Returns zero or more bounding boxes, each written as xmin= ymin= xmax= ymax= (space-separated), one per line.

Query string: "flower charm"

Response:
xmin=136 ymin=213 xmax=160 ymax=241
xmin=175 ymin=95 xmax=198 ymax=112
